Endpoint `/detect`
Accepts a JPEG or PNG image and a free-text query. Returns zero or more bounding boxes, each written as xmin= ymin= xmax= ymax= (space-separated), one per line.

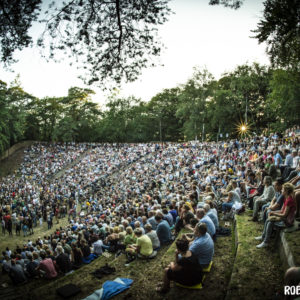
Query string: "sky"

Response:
xmin=0 ymin=0 xmax=269 ymax=105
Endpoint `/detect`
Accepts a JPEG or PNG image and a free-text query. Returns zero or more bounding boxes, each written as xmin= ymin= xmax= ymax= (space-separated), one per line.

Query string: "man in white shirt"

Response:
xmin=93 ymin=239 xmax=104 ymax=256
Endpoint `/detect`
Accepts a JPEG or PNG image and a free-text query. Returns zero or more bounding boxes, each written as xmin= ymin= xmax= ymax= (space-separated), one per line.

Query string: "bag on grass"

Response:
xmin=91 ymin=264 xmax=116 ymax=279
xmin=56 ymin=283 xmax=81 ymax=298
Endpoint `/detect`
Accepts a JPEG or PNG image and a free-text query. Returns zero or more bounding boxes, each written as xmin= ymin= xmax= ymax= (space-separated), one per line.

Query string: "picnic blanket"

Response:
xmin=83 ymin=277 xmax=133 ymax=300
xmin=82 ymin=253 xmax=98 ymax=264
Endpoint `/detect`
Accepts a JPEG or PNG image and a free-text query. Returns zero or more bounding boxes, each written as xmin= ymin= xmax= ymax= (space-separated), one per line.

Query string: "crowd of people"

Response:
xmin=0 ymin=129 xmax=299 ymax=293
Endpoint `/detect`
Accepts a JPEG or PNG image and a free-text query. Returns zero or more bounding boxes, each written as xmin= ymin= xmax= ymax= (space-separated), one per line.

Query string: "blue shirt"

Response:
xmin=169 ymin=209 xmax=178 ymax=223
xmin=156 ymin=220 xmax=172 ymax=245
xmin=275 ymin=193 xmax=284 ymax=209
xmin=164 ymin=213 xmax=174 ymax=227
xmin=200 ymin=215 xmax=216 ymax=237
xmin=189 ymin=233 xmax=214 ymax=266
xmin=147 ymin=216 xmax=157 ymax=230
xmin=284 ymin=154 xmax=293 ymax=167
xmin=274 ymin=152 xmax=283 ymax=167
xmin=207 ymin=211 xmax=219 ymax=229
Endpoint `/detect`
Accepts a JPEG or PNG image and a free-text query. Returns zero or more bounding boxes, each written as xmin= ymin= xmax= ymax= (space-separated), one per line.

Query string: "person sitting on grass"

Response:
xmin=194 ymin=208 xmax=216 ymax=239
xmin=105 ymin=226 xmax=121 ymax=253
xmin=55 ymin=245 xmax=71 ymax=274
xmin=92 ymin=238 xmax=104 ymax=256
xmin=221 ymin=190 xmax=241 ymax=214
xmin=36 ymin=251 xmax=57 ymax=279
xmin=124 ymin=226 xmax=137 ymax=247
xmin=255 ymin=183 xmax=296 ymax=248
xmin=80 ymin=240 xmax=91 ymax=259
xmin=184 ymin=222 xmax=214 ymax=269
xmin=25 ymin=253 xmax=39 ymax=278
xmin=126 ymin=228 xmax=153 ymax=262
xmin=156 ymin=238 xmax=202 ymax=293
xmin=9 ymin=258 xmax=27 ymax=285
xmin=145 ymin=223 xmax=160 ymax=251
xmin=71 ymin=242 xmax=83 ymax=269
xmin=155 ymin=214 xmax=173 ymax=245
xmin=203 ymin=203 xmax=219 ymax=230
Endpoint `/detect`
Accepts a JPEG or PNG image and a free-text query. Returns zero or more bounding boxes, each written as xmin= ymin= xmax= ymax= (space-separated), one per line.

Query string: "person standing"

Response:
xmin=22 ymin=220 xmax=28 ymax=237
xmin=7 ymin=218 xmax=13 ymax=236
xmin=1 ymin=217 xmax=6 ymax=235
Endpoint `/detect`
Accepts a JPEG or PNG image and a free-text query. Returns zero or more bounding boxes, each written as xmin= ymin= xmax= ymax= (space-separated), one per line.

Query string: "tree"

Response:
xmin=1 ymin=0 xmax=171 ymax=86
xmin=209 ymin=0 xmax=244 ymax=9
xmin=34 ymin=97 xmax=62 ymax=141
xmin=210 ymin=0 xmax=300 ymax=70
xmin=0 ymin=78 xmax=33 ymax=153
xmin=0 ymin=0 xmax=41 ymax=65
xmin=147 ymin=88 xmax=182 ymax=142
xmin=266 ymin=69 xmax=300 ymax=131
xmin=253 ymin=0 xmax=300 ymax=70
xmin=54 ymin=87 xmax=99 ymax=142
xmin=176 ymin=68 xmax=214 ymax=141
xmin=0 ymin=80 xmax=10 ymax=153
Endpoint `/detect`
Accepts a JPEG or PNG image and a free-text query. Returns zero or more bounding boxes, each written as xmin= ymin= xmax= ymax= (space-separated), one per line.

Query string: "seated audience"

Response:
xmin=255 ymin=183 xmax=296 ymax=248
xmin=156 ymin=238 xmax=202 ymax=293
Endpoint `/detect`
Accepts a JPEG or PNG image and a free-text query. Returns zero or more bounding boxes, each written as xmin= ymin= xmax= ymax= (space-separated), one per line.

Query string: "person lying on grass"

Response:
xmin=156 ymin=238 xmax=202 ymax=293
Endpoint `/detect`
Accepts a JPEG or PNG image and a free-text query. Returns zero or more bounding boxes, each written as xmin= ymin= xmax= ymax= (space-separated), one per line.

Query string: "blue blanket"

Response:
xmin=83 ymin=277 xmax=133 ymax=300
xmin=82 ymin=253 xmax=98 ymax=264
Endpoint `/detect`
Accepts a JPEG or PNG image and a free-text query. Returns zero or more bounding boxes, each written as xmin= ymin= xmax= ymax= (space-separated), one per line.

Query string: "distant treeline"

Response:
xmin=0 ymin=63 xmax=299 ymax=155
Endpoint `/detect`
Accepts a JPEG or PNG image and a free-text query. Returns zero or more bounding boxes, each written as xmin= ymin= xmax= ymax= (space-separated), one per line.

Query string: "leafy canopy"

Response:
xmin=253 ymin=0 xmax=300 ymax=70
xmin=1 ymin=0 xmax=171 ymax=87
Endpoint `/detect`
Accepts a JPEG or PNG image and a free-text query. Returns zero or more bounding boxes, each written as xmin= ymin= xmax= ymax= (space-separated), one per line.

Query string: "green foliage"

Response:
xmin=0 ymin=78 xmax=33 ymax=154
xmin=1 ymin=0 xmax=299 ymax=90
xmin=0 ymin=63 xmax=299 ymax=153
xmin=176 ymin=68 xmax=214 ymax=140
xmin=148 ymin=88 xmax=183 ymax=142
xmin=254 ymin=0 xmax=300 ymax=70
xmin=266 ymin=69 xmax=300 ymax=131
xmin=1 ymin=0 xmax=171 ymax=87
xmin=209 ymin=0 xmax=244 ymax=9
xmin=0 ymin=0 xmax=41 ymax=65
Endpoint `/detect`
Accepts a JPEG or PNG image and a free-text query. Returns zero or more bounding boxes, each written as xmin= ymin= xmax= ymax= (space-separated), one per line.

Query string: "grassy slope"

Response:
xmin=227 ymin=213 xmax=284 ymax=300
xmin=14 ymin=225 xmax=233 ymax=300
xmin=0 ymin=147 xmax=26 ymax=178
xmin=284 ymin=230 xmax=300 ymax=266
xmin=116 ymin=224 xmax=234 ymax=300
xmin=0 ymin=218 xmax=71 ymax=254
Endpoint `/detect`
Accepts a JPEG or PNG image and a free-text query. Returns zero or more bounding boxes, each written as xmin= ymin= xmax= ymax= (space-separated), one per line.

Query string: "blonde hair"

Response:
xmin=283 ymin=183 xmax=294 ymax=195
xmin=126 ymin=226 xmax=133 ymax=234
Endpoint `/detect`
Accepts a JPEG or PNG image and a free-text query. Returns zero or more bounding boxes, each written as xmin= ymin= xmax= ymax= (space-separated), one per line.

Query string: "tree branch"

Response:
xmin=115 ymin=0 xmax=122 ymax=56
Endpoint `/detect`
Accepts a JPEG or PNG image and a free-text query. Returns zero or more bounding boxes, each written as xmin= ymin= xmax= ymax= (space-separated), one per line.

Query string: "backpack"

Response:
xmin=56 ymin=284 xmax=81 ymax=298
xmin=90 ymin=264 xmax=116 ymax=279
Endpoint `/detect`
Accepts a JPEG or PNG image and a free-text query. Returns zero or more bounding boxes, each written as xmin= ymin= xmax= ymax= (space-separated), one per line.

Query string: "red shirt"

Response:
xmin=282 ymin=196 xmax=296 ymax=226
xmin=39 ymin=258 xmax=57 ymax=279
xmin=3 ymin=215 xmax=11 ymax=223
